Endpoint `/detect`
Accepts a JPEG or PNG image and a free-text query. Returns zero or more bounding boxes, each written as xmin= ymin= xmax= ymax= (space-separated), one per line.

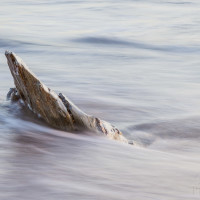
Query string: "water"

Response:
xmin=1 ymin=0 xmax=200 ymax=199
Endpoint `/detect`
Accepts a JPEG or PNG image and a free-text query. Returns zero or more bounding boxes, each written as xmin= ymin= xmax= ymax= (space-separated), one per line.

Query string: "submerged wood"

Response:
xmin=5 ymin=51 xmax=131 ymax=144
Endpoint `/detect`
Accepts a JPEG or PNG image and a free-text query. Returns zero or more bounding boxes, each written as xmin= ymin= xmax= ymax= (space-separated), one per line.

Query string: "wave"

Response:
xmin=0 ymin=101 xmax=111 ymax=145
xmin=73 ymin=36 xmax=200 ymax=53
xmin=0 ymin=38 xmax=52 ymax=53
xmin=129 ymin=116 xmax=200 ymax=140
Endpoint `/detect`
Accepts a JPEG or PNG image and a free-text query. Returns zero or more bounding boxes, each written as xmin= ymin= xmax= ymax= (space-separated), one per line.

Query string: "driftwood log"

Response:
xmin=5 ymin=51 xmax=132 ymax=144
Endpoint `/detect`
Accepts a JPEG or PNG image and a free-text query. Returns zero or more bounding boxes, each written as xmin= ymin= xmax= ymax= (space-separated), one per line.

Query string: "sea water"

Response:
xmin=0 ymin=1 xmax=200 ymax=199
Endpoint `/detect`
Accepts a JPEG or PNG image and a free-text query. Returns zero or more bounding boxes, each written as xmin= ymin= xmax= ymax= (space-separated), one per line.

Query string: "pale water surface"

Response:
xmin=0 ymin=1 xmax=200 ymax=199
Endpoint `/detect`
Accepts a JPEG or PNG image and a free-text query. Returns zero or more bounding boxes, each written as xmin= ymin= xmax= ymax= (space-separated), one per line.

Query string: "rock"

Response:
xmin=5 ymin=51 xmax=131 ymax=144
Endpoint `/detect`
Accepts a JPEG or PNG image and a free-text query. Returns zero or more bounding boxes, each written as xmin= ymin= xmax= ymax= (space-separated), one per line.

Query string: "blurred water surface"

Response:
xmin=1 ymin=0 xmax=200 ymax=199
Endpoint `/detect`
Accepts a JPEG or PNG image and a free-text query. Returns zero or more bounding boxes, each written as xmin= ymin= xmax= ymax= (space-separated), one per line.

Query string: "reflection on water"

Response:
xmin=1 ymin=0 xmax=200 ymax=199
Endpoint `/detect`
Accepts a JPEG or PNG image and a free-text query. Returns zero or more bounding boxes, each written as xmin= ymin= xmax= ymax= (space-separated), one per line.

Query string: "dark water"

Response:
xmin=1 ymin=1 xmax=200 ymax=199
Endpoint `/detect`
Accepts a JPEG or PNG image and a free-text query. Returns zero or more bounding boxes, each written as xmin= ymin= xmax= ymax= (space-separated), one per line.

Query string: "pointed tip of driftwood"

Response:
xmin=5 ymin=50 xmax=12 ymax=56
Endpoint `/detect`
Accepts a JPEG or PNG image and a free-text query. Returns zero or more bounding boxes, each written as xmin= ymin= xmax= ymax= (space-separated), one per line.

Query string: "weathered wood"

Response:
xmin=5 ymin=51 xmax=131 ymax=144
